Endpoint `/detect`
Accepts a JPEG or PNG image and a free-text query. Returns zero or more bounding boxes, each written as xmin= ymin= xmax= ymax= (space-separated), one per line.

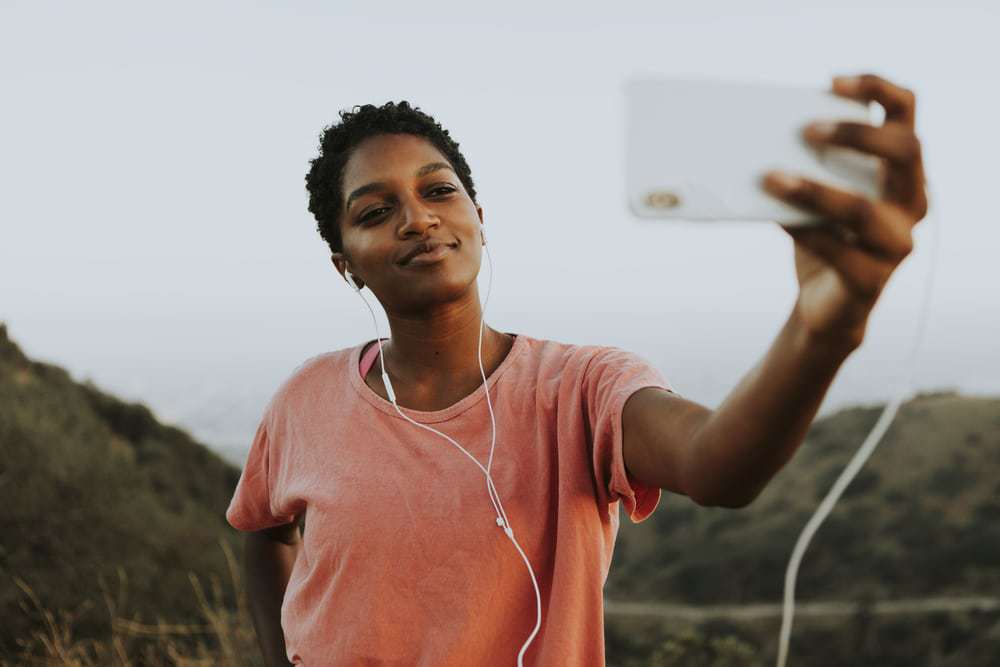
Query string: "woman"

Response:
xmin=226 ymin=74 xmax=928 ymax=666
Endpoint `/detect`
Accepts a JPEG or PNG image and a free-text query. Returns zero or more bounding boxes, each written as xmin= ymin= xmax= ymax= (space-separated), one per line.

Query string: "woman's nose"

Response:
xmin=398 ymin=195 xmax=439 ymax=234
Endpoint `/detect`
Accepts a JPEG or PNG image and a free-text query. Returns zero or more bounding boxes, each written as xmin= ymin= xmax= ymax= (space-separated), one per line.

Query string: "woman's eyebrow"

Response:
xmin=345 ymin=162 xmax=456 ymax=211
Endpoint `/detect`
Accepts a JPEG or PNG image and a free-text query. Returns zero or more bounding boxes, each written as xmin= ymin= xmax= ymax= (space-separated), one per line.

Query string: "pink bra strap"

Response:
xmin=359 ymin=339 xmax=387 ymax=378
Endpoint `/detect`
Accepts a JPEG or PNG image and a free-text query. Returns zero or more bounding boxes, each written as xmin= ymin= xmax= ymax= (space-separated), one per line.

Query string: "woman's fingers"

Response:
xmin=761 ymin=171 xmax=914 ymax=262
xmin=832 ymin=73 xmax=917 ymax=129
xmin=803 ymin=121 xmax=921 ymax=166
xmin=802 ymin=119 xmax=927 ymax=219
xmin=821 ymin=73 xmax=929 ymax=218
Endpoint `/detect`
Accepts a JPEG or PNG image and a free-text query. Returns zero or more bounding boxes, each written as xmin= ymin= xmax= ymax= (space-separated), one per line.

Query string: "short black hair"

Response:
xmin=305 ymin=101 xmax=479 ymax=255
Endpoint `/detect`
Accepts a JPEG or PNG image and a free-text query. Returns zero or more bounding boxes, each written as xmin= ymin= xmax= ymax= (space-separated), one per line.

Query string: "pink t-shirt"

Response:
xmin=225 ymin=332 xmax=676 ymax=665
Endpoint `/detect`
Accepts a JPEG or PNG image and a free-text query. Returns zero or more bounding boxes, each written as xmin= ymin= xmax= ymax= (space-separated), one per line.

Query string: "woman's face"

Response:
xmin=331 ymin=133 xmax=485 ymax=316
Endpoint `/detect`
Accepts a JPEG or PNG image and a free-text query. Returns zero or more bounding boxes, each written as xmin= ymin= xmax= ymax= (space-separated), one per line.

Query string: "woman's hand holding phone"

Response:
xmin=760 ymin=73 xmax=929 ymax=347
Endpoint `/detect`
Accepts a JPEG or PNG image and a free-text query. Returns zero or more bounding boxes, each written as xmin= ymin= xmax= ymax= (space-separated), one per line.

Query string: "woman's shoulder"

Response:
xmin=265 ymin=346 xmax=356 ymax=414
xmin=516 ymin=333 xmax=621 ymax=376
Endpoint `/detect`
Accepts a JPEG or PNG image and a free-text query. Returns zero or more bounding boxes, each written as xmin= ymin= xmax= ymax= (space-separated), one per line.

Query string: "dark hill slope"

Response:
xmin=0 ymin=322 xmax=244 ymax=656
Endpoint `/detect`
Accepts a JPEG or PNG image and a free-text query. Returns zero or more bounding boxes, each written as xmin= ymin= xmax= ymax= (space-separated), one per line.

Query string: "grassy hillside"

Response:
xmin=1 ymin=320 xmax=997 ymax=665
xmin=0 ymin=322 xmax=251 ymax=663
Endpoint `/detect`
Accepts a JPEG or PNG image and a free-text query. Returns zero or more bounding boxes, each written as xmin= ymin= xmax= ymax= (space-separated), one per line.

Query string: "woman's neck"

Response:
xmin=379 ymin=324 xmax=513 ymax=390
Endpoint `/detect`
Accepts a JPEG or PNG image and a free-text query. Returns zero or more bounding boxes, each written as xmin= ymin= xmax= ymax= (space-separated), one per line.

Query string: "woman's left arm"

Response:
xmin=696 ymin=72 xmax=929 ymax=508
xmin=623 ymin=73 xmax=929 ymax=509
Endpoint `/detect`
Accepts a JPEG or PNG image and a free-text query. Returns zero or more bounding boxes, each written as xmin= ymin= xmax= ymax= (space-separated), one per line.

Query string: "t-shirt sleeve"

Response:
xmin=582 ymin=345 xmax=676 ymax=524
xmin=225 ymin=406 xmax=297 ymax=532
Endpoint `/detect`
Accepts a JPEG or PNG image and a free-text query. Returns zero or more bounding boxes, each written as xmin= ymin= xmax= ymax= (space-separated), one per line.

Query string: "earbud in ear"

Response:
xmin=345 ymin=270 xmax=361 ymax=292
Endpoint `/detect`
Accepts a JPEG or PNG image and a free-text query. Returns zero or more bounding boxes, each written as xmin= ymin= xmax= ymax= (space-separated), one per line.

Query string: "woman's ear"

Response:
xmin=331 ymin=253 xmax=360 ymax=288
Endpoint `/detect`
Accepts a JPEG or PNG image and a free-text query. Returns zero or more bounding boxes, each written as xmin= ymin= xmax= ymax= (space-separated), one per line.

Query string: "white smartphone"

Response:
xmin=624 ymin=76 xmax=883 ymax=226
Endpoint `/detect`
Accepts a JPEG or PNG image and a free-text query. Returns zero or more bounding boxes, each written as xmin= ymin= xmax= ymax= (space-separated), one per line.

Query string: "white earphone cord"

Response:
xmin=776 ymin=181 xmax=941 ymax=667
xmin=346 ymin=234 xmax=542 ymax=666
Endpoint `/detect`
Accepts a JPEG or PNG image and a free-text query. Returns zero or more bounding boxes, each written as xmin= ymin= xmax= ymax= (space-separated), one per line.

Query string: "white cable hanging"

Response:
xmin=776 ymin=181 xmax=942 ymax=667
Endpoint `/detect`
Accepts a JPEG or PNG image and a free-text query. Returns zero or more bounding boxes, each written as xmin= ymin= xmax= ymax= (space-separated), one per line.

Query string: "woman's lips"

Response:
xmin=401 ymin=243 xmax=456 ymax=267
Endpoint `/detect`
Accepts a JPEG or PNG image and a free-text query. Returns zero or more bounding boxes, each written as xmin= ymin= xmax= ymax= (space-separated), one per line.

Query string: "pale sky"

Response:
xmin=2 ymin=1 xmax=997 ymax=463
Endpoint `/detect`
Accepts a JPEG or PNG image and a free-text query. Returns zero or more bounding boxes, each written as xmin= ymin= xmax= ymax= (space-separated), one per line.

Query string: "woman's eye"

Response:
xmin=360 ymin=207 xmax=388 ymax=223
xmin=429 ymin=185 xmax=456 ymax=197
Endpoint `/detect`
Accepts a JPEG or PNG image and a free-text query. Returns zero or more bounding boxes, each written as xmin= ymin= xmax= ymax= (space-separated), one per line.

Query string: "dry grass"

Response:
xmin=3 ymin=540 xmax=263 ymax=667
